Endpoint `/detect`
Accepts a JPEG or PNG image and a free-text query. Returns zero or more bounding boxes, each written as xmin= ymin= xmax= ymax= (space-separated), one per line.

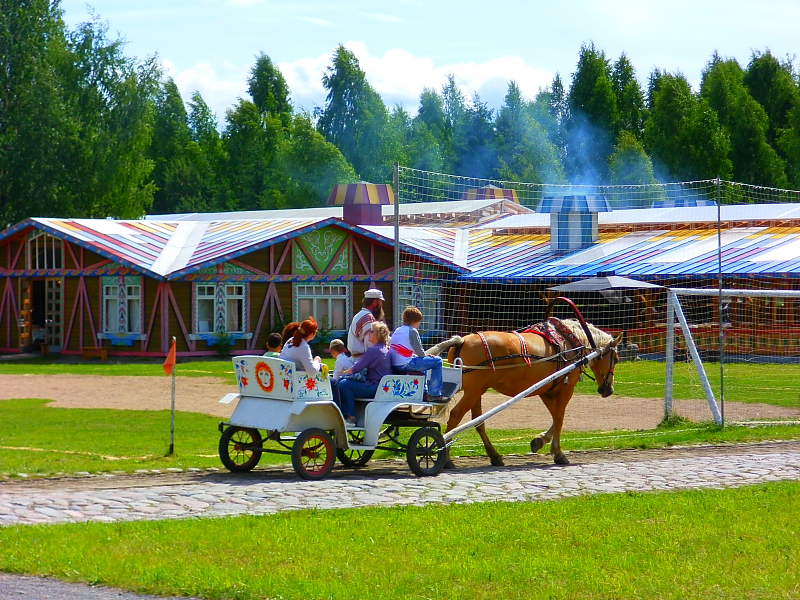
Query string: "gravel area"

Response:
xmin=2 ymin=374 xmax=798 ymax=430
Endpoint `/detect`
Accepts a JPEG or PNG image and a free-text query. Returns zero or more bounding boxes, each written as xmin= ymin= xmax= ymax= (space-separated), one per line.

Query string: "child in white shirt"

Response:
xmin=329 ymin=338 xmax=354 ymax=381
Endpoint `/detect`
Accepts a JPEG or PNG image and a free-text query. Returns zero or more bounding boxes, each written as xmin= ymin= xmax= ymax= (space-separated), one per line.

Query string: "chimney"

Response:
xmin=537 ymin=187 xmax=611 ymax=253
xmin=327 ymin=182 xmax=395 ymax=226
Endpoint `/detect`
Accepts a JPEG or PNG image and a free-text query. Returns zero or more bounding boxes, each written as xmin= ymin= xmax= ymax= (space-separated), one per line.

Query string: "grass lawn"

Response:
xmin=3 ymin=398 xmax=800 ymax=477
xmin=2 ymin=357 xmax=799 ymax=406
xmin=0 ymin=482 xmax=798 ymax=599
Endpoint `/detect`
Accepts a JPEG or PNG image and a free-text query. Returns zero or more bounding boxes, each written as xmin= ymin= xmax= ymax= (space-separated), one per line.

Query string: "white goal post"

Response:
xmin=666 ymin=287 xmax=800 ymax=425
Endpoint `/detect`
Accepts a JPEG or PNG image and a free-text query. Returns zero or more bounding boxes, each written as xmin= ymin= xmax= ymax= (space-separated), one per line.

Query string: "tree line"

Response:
xmin=3 ymin=1 xmax=800 ymax=225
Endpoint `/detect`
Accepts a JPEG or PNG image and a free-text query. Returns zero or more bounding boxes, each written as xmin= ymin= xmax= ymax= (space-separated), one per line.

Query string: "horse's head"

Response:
xmin=590 ymin=332 xmax=622 ymax=397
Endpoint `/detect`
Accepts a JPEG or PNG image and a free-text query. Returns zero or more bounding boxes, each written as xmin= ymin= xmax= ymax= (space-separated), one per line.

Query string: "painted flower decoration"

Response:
xmin=383 ymin=385 xmax=389 ymax=393
xmin=240 ymin=377 xmax=249 ymax=386
xmin=283 ymin=379 xmax=290 ymax=390
xmin=305 ymin=378 xmax=317 ymax=391
xmin=413 ymin=379 xmax=419 ymax=385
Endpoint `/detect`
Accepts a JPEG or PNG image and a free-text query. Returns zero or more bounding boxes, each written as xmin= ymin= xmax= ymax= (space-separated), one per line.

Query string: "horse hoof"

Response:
xmin=554 ymin=454 xmax=570 ymax=466
xmin=444 ymin=460 xmax=456 ymax=470
xmin=530 ymin=438 xmax=545 ymax=453
xmin=490 ymin=456 xmax=505 ymax=467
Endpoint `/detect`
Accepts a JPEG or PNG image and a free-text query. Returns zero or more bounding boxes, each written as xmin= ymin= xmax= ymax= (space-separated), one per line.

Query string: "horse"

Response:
xmin=431 ymin=319 xmax=620 ymax=467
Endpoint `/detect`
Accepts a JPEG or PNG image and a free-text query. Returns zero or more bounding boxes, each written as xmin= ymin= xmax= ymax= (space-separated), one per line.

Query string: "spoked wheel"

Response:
xmin=292 ymin=428 xmax=335 ymax=480
xmin=406 ymin=427 xmax=447 ymax=477
xmin=336 ymin=430 xmax=375 ymax=468
xmin=219 ymin=426 xmax=263 ymax=472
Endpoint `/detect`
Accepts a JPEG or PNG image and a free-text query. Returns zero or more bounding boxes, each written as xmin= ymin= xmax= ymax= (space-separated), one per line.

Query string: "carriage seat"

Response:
xmin=355 ymin=374 xmax=425 ymax=403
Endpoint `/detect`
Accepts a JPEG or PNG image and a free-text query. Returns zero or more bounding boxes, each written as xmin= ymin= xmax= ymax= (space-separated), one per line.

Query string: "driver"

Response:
xmin=347 ymin=288 xmax=385 ymax=358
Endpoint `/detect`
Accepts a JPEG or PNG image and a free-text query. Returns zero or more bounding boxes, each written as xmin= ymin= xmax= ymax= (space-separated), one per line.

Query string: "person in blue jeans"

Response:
xmin=336 ymin=322 xmax=392 ymax=425
xmin=390 ymin=306 xmax=444 ymax=402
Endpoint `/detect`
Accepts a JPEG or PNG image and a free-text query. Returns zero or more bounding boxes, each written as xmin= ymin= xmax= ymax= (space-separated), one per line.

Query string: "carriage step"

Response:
xmin=345 ymin=426 xmax=366 ymax=431
xmin=345 ymin=444 xmax=371 ymax=450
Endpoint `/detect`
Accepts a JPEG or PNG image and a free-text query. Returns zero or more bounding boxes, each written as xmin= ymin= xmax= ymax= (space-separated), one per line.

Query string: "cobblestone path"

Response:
xmin=1 ymin=442 xmax=799 ymax=526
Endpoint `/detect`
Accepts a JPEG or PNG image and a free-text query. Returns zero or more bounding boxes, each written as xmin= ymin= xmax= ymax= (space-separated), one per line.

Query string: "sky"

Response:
xmin=60 ymin=0 xmax=800 ymax=123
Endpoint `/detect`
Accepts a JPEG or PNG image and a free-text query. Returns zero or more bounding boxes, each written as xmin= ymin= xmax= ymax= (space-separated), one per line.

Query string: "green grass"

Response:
xmin=0 ymin=357 xmax=339 ymax=385
xmin=0 ymin=482 xmax=798 ymax=599
xmin=2 ymin=357 xmax=798 ymax=406
xmin=3 ymin=398 xmax=800 ymax=478
xmin=575 ymin=359 xmax=800 ymax=406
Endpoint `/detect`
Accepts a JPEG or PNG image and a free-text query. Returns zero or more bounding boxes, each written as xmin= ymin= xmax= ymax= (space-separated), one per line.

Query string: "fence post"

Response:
xmin=392 ymin=163 xmax=400 ymax=330
xmin=664 ymin=290 xmax=675 ymax=421
xmin=716 ymin=177 xmax=725 ymax=425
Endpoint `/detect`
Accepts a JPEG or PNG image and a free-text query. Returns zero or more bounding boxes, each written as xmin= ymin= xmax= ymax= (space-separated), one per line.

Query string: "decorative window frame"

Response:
xmin=98 ymin=275 xmax=145 ymax=343
xmin=190 ymin=282 xmax=251 ymax=341
xmin=26 ymin=230 xmax=64 ymax=270
xmin=293 ymin=283 xmax=352 ymax=332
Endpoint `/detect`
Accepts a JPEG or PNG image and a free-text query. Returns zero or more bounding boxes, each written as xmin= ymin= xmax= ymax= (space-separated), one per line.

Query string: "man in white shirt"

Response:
xmin=347 ymin=288 xmax=384 ymax=358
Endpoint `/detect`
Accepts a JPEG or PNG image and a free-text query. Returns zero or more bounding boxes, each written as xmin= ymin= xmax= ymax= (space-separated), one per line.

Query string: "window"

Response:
xmin=294 ymin=284 xmax=350 ymax=330
xmin=102 ymin=276 xmax=141 ymax=333
xmin=399 ymin=282 xmax=441 ymax=333
xmin=196 ymin=285 xmax=216 ymax=333
xmin=27 ymin=231 xmax=63 ymax=269
xmin=194 ymin=283 xmax=248 ymax=334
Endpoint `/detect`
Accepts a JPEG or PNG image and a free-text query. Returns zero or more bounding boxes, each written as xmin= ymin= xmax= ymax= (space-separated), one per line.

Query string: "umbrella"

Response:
xmin=548 ymin=276 xmax=664 ymax=292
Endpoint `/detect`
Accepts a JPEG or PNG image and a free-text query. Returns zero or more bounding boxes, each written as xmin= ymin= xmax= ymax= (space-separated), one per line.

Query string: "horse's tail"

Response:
xmin=425 ymin=335 xmax=464 ymax=361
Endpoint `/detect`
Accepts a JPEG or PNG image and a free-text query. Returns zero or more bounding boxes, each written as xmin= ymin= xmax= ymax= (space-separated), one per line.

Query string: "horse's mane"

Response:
xmin=558 ymin=318 xmax=614 ymax=349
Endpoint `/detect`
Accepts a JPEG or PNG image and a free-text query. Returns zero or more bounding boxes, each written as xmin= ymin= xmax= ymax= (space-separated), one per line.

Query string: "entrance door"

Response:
xmin=30 ymin=278 xmax=63 ymax=352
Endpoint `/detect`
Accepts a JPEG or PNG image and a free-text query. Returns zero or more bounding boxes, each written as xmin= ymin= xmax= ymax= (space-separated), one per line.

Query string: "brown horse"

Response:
xmin=436 ymin=319 xmax=620 ymax=466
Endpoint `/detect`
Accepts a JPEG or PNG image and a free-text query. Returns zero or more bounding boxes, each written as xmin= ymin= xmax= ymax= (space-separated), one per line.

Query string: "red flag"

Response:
xmin=163 ymin=337 xmax=177 ymax=375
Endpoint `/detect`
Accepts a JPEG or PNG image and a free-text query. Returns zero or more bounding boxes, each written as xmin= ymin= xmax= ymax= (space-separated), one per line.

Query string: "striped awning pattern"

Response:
xmin=461 ymin=185 xmax=519 ymax=203
xmin=536 ymin=194 xmax=612 ymax=213
xmin=327 ymin=182 xmax=395 ymax=206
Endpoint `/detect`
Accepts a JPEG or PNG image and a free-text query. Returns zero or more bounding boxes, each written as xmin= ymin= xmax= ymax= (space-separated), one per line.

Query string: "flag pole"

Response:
xmin=169 ymin=336 xmax=176 ymax=455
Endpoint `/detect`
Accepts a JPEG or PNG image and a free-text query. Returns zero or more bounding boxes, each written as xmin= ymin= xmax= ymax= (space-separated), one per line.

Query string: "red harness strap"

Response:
xmin=476 ymin=332 xmax=495 ymax=372
xmin=513 ymin=331 xmax=532 ymax=367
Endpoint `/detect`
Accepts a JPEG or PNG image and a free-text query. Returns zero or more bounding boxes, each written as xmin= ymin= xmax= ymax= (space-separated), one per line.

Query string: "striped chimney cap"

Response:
xmin=462 ymin=185 xmax=519 ymax=203
xmin=327 ymin=182 xmax=395 ymax=206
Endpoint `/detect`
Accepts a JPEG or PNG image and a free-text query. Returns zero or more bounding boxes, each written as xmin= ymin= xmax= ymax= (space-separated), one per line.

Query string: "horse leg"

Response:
xmin=472 ymin=399 xmax=504 ymax=466
xmin=443 ymin=388 xmax=483 ymax=469
xmin=530 ymin=424 xmax=554 ymax=454
xmin=541 ymin=389 xmax=572 ymax=465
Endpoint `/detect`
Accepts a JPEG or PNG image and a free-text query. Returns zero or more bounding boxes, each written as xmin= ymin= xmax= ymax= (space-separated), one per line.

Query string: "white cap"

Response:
xmin=364 ymin=288 xmax=385 ymax=301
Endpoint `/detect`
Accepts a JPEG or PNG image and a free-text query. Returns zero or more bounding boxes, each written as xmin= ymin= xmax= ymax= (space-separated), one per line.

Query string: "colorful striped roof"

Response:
xmin=327 ymin=182 xmax=394 ymax=206
xmin=3 ymin=203 xmax=800 ymax=282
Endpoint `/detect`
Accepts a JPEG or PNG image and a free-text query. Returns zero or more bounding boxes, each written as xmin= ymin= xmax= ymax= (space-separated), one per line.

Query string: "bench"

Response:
xmin=81 ymin=346 xmax=108 ymax=361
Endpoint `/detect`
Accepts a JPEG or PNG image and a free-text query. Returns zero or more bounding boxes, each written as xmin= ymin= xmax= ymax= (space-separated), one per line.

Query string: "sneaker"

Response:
xmin=345 ymin=416 xmax=357 ymax=426
xmin=427 ymin=395 xmax=446 ymax=403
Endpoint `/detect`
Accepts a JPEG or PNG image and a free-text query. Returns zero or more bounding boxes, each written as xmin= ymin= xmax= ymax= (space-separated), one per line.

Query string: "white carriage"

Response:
xmin=217 ymin=355 xmax=462 ymax=479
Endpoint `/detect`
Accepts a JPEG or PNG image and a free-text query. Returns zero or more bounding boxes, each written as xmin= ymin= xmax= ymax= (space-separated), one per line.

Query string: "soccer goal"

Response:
xmin=666 ymin=287 xmax=800 ymax=425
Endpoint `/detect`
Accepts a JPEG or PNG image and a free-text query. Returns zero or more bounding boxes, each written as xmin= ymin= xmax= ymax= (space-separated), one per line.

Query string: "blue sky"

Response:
xmin=60 ymin=0 xmax=800 ymax=122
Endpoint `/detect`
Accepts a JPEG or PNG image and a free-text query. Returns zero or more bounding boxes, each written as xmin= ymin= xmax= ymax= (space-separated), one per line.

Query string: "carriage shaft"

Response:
xmin=442 ymin=348 xmax=602 ymax=443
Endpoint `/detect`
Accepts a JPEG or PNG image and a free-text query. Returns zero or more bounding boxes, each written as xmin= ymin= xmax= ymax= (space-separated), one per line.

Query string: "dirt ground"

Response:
xmin=3 ymin=374 xmax=798 ymax=430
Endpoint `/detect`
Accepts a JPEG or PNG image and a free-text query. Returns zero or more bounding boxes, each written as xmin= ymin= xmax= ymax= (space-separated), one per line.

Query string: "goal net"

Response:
xmin=390 ymin=168 xmax=800 ymax=428
xmin=667 ymin=287 xmax=800 ymax=425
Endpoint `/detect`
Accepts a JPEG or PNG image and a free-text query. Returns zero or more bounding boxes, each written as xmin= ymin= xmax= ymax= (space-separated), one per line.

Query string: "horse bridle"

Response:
xmin=582 ymin=342 xmax=618 ymax=391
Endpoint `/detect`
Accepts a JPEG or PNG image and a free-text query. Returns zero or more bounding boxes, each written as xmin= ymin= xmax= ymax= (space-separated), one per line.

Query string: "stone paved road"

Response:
xmin=2 ymin=442 xmax=799 ymax=526
xmin=0 ymin=573 xmax=200 ymax=600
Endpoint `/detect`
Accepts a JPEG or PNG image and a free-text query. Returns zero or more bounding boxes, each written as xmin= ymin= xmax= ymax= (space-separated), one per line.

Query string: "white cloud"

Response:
xmin=362 ymin=12 xmax=404 ymax=24
xmin=297 ymin=16 xmax=334 ymax=27
xmin=163 ymin=59 xmax=249 ymax=123
xmin=165 ymin=42 xmax=554 ymax=123
xmin=280 ymin=41 xmax=553 ymax=113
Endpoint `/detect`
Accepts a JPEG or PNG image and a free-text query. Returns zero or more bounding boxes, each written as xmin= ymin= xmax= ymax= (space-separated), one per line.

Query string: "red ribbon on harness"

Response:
xmin=513 ymin=331 xmax=532 ymax=367
xmin=477 ymin=331 xmax=495 ymax=372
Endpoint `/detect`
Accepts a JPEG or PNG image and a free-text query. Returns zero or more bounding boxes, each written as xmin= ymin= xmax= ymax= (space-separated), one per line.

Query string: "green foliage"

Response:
xmin=566 ymin=43 xmax=620 ymax=182
xmin=608 ymin=131 xmax=658 ymax=186
xmin=612 ymin=53 xmax=646 ymax=139
xmin=247 ymin=52 xmax=291 ymax=125
xmin=644 ymin=74 xmax=733 ymax=181
xmin=318 ymin=45 xmax=394 ymax=182
xmin=701 ymin=57 xmax=787 ymax=186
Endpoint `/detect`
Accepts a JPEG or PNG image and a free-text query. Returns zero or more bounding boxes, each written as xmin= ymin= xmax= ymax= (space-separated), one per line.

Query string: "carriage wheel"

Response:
xmin=292 ymin=428 xmax=335 ymax=480
xmin=336 ymin=429 xmax=375 ymax=468
xmin=219 ymin=426 xmax=263 ymax=472
xmin=406 ymin=427 xmax=447 ymax=477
